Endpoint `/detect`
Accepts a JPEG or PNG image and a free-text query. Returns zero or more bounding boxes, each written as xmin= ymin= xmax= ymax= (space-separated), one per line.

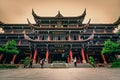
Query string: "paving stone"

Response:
xmin=0 ymin=68 xmax=120 ymax=80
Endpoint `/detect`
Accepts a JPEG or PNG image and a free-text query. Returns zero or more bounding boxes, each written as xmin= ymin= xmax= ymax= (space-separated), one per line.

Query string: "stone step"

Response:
xmin=51 ymin=63 xmax=67 ymax=68
xmin=32 ymin=63 xmax=93 ymax=68
xmin=68 ymin=63 xmax=93 ymax=68
xmin=32 ymin=63 xmax=51 ymax=68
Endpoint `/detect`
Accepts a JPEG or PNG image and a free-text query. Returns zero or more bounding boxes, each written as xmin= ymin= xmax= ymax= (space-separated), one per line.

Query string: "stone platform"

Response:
xmin=0 ymin=68 xmax=120 ymax=80
xmin=32 ymin=63 xmax=93 ymax=68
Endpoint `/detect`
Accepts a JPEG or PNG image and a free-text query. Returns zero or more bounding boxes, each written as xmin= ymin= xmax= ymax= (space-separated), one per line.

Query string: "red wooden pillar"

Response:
xmin=77 ymin=57 xmax=81 ymax=63
xmin=49 ymin=24 xmax=51 ymax=28
xmin=45 ymin=49 xmax=49 ymax=62
xmin=101 ymin=54 xmax=107 ymax=63
xmin=69 ymin=49 xmax=73 ymax=61
xmin=77 ymin=24 xmax=79 ymax=28
xmin=67 ymin=57 xmax=70 ymax=63
xmin=86 ymin=53 xmax=89 ymax=63
xmin=68 ymin=31 xmax=71 ymax=41
xmin=33 ymin=49 xmax=37 ymax=63
xmin=37 ymin=56 xmax=40 ymax=64
xmin=0 ymin=54 xmax=3 ymax=61
xmin=30 ymin=54 xmax=32 ymax=61
xmin=48 ymin=35 xmax=50 ymax=41
xmin=68 ymin=35 xmax=71 ymax=41
xmin=18 ymin=40 xmax=21 ymax=45
xmin=37 ymin=36 xmax=40 ymax=40
xmin=78 ymin=35 xmax=81 ymax=40
xmin=104 ymin=29 xmax=106 ymax=33
xmin=11 ymin=30 xmax=14 ymax=34
xmin=11 ymin=55 xmax=16 ymax=64
xmin=115 ymin=54 xmax=118 ymax=60
xmin=81 ymin=48 xmax=86 ymax=63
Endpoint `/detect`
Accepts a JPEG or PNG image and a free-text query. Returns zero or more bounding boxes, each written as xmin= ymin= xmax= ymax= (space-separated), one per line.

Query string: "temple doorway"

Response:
xmin=49 ymin=53 xmax=67 ymax=63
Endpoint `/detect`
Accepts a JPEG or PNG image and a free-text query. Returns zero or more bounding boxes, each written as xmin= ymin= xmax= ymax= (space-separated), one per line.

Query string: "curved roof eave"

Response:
xmin=27 ymin=18 xmax=91 ymax=29
xmin=32 ymin=9 xmax=86 ymax=19
xmin=113 ymin=17 xmax=120 ymax=26
xmin=24 ymin=33 xmax=94 ymax=43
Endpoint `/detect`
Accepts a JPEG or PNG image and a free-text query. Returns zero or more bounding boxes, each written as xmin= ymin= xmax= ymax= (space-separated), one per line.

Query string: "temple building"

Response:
xmin=0 ymin=9 xmax=120 ymax=64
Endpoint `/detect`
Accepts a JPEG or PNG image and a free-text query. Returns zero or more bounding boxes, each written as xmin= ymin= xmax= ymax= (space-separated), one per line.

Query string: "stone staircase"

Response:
xmin=51 ymin=63 xmax=68 ymax=68
xmin=32 ymin=63 xmax=93 ymax=68
xmin=32 ymin=63 xmax=51 ymax=68
xmin=68 ymin=63 xmax=93 ymax=68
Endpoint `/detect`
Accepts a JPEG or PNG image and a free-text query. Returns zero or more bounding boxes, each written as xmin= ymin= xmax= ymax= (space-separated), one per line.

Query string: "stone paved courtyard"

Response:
xmin=0 ymin=68 xmax=120 ymax=80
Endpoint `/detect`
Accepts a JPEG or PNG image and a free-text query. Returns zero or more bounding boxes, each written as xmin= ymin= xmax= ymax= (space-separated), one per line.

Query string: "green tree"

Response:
xmin=102 ymin=39 xmax=120 ymax=62
xmin=23 ymin=57 xmax=30 ymax=68
xmin=6 ymin=40 xmax=19 ymax=64
xmin=0 ymin=40 xmax=19 ymax=64
xmin=0 ymin=44 xmax=7 ymax=62
xmin=89 ymin=56 xmax=96 ymax=67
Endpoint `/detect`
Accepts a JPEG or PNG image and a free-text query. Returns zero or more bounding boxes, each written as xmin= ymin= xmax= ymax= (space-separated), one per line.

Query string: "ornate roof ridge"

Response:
xmin=55 ymin=11 xmax=63 ymax=18
xmin=113 ymin=17 xmax=120 ymax=25
xmin=32 ymin=9 xmax=86 ymax=18
xmin=24 ymin=33 xmax=94 ymax=43
xmin=27 ymin=18 xmax=91 ymax=29
xmin=0 ymin=21 xmax=4 ymax=24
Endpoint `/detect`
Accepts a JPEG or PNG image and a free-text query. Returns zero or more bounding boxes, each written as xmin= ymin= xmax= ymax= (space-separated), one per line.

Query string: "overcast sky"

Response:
xmin=0 ymin=0 xmax=120 ymax=24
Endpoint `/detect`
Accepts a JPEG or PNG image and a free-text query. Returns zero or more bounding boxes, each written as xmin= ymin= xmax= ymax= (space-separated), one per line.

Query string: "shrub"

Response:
xmin=23 ymin=57 xmax=30 ymax=67
xmin=89 ymin=56 xmax=96 ymax=67
xmin=111 ymin=57 xmax=120 ymax=68
xmin=0 ymin=64 xmax=19 ymax=69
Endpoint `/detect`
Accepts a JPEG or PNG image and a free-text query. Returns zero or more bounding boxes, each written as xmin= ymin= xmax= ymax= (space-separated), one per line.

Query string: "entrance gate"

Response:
xmin=50 ymin=53 xmax=67 ymax=63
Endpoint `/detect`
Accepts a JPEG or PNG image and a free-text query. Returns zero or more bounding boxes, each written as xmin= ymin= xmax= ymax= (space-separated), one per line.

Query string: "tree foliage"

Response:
xmin=23 ymin=57 xmax=30 ymax=67
xmin=102 ymin=39 xmax=120 ymax=54
xmin=0 ymin=44 xmax=7 ymax=53
xmin=0 ymin=40 xmax=19 ymax=55
xmin=6 ymin=40 xmax=19 ymax=55
xmin=89 ymin=56 xmax=96 ymax=67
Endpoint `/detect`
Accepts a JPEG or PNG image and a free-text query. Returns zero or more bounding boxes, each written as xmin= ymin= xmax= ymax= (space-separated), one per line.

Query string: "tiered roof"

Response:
xmin=32 ymin=9 xmax=86 ymax=24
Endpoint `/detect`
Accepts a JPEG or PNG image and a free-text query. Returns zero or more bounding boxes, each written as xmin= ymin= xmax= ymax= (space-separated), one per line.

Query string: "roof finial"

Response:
xmin=83 ymin=8 xmax=86 ymax=16
xmin=32 ymin=8 xmax=34 ymax=14
xmin=32 ymin=9 xmax=37 ymax=17
xmin=55 ymin=10 xmax=63 ymax=17
xmin=58 ymin=10 xmax=60 ymax=14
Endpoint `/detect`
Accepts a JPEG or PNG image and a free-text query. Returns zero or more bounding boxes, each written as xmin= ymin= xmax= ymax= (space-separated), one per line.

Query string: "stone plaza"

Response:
xmin=0 ymin=68 xmax=120 ymax=80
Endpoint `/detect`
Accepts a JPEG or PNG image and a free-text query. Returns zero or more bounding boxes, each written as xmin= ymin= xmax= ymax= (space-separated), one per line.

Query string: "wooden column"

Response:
xmin=81 ymin=48 xmax=86 ymax=63
xmin=11 ymin=30 xmax=14 ymax=34
xmin=78 ymin=35 xmax=81 ymax=40
xmin=68 ymin=31 xmax=71 ymax=41
xmin=37 ymin=36 xmax=40 ymax=40
xmin=18 ymin=40 xmax=21 ymax=45
xmin=37 ymin=56 xmax=40 ymax=64
xmin=49 ymin=20 xmax=51 ymax=28
xmin=33 ymin=49 xmax=37 ymax=63
xmin=11 ymin=55 xmax=16 ymax=64
xmin=104 ymin=29 xmax=106 ymax=33
xmin=30 ymin=54 xmax=32 ymax=61
xmin=48 ymin=35 xmax=50 ymax=41
xmin=77 ymin=24 xmax=78 ymax=28
xmin=67 ymin=57 xmax=70 ymax=63
xmin=48 ymin=31 xmax=50 ymax=41
xmin=115 ymin=54 xmax=118 ymax=60
xmin=101 ymin=54 xmax=107 ymax=63
xmin=45 ymin=49 xmax=49 ymax=63
xmin=77 ymin=56 xmax=81 ymax=63
xmin=68 ymin=35 xmax=71 ymax=41
xmin=86 ymin=53 xmax=89 ymax=63
xmin=0 ymin=54 xmax=3 ymax=62
xmin=69 ymin=49 xmax=73 ymax=61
